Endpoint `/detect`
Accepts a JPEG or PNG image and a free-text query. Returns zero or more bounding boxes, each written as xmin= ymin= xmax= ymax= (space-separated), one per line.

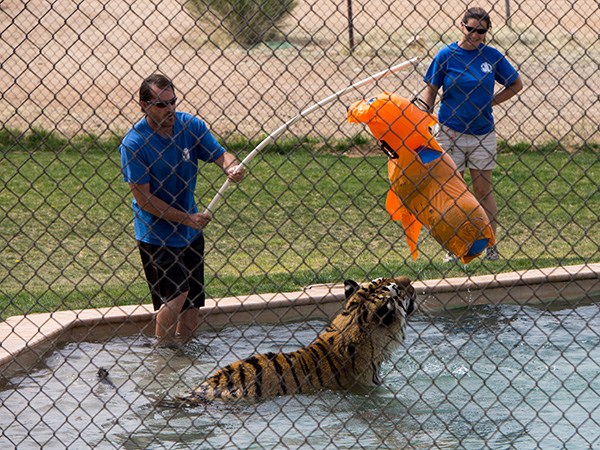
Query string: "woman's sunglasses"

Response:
xmin=147 ymin=97 xmax=178 ymax=108
xmin=462 ymin=23 xmax=488 ymax=35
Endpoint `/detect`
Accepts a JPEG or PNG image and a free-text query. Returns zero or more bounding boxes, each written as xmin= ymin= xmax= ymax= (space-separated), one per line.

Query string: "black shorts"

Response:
xmin=138 ymin=235 xmax=205 ymax=312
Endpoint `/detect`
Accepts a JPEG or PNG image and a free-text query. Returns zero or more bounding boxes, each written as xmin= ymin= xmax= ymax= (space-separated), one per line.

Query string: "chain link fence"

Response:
xmin=1 ymin=0 xmax=600 ymax=448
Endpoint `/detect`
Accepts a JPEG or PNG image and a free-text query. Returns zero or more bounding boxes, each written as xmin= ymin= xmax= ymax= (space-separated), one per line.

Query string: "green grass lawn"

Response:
xmin=1 ymin=128 xmax=599 ymax=320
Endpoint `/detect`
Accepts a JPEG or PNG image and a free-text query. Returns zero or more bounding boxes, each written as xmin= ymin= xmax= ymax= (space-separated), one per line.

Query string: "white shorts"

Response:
xmin=434 ymin=125 xmax=497 ymax=172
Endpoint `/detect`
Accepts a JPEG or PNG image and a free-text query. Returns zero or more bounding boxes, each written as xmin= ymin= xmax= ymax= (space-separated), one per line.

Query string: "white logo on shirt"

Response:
xmin=481 ymin=62 xmax=493 ymax=73
xmin=183 ymin=148 xmax=191 ymax=161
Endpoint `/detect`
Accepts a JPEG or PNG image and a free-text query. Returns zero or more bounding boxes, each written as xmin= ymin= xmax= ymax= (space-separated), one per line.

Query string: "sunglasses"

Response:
xmin=462 ymin=23 xmax=488 ymax=35
xmin=147 ymin=96 xmax=177 ymax=108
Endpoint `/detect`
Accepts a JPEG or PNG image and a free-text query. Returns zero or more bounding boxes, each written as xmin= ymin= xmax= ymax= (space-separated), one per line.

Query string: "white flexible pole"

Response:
xmin=204 ymin=56 xmax=421 ymax=214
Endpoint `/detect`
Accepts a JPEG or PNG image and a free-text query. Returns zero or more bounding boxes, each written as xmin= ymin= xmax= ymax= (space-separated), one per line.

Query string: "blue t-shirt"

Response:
xmin=120 ymin=112 xmax=225 ymax=246
xmin=423 ymin=42 xmax=519 ymax=135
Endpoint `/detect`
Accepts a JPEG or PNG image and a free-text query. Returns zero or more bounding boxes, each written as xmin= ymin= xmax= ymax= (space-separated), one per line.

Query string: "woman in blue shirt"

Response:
xmin=423 ymin=7 xmax=523 ymax=261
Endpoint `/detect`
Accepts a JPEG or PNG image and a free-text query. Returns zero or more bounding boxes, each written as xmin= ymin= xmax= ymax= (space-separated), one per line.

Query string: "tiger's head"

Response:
xmin=325 ymin=276 xmax=416 ymax=385
xmin=342 ymin=276 xmax=415 ymax=328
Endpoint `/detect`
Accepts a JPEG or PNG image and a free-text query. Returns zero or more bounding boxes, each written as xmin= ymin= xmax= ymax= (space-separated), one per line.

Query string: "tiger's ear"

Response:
xmin=344 ymin=280 xmax=360 ymax=299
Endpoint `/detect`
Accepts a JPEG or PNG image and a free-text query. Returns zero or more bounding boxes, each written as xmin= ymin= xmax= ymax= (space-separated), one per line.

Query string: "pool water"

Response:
xmin=1 ymin=301 xmax=599 ymax=449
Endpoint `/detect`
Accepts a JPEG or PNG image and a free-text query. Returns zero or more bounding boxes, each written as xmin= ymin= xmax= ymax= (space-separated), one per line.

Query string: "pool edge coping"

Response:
xmin=2 ymin=263 xmax=599 ymax=376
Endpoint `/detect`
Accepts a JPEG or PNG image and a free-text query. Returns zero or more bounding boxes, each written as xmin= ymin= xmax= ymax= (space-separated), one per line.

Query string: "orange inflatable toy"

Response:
xmin=347 ymin=91 xmax=495 ymax=263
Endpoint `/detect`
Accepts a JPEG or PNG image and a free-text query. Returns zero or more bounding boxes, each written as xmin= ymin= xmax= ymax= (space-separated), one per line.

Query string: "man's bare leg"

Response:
xmin=155 ymin=292 xmax=188 ymax=340
xmin=176 ymin=307 xmax=200 ymax=339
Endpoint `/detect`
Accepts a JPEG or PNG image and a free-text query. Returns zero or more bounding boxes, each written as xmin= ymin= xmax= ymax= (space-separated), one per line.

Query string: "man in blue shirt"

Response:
xmin=120 ymin=74 xmax=245 ymax=341
xmin=422 ymin=7 xmax=523 ymax=261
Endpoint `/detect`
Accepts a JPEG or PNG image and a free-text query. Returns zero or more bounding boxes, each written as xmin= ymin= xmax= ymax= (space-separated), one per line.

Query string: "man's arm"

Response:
xmin=214 ymin=151 xmax=245 ymax=183
xmin=128 ymin=183 xmax=210 ymax=230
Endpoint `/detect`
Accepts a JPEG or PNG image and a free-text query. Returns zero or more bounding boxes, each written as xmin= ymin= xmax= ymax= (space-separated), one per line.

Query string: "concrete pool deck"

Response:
xmin=1 ymin=263 xmax=599 ymax=377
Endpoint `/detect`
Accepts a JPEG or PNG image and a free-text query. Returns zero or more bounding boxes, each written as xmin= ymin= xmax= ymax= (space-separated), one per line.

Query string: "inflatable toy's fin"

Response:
xmin=386 ymin=189 xmax=421 ymax=261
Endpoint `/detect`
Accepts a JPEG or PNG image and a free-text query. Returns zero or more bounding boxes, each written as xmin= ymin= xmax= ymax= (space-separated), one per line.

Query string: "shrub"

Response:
xmin=187 ymin=0 xmax=297 ymax=48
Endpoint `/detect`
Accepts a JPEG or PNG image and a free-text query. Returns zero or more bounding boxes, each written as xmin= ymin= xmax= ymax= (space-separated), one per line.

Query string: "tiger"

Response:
xmin=175 ymin=276 xmax=416 ymax=404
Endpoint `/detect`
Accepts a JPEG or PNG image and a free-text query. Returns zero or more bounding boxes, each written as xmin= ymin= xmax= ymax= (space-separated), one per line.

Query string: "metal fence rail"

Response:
xmin=1 ymin=0 xmax=599 ymax=448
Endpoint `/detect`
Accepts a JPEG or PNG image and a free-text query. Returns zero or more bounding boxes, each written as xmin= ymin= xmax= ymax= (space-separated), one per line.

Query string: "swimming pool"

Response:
xmin=1 ymin=298 xmax=599 ymax=449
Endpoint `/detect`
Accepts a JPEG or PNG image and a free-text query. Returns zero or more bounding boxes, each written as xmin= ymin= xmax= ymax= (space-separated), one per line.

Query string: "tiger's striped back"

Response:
xmin=177 ymin=276 xmax=416 ymax=403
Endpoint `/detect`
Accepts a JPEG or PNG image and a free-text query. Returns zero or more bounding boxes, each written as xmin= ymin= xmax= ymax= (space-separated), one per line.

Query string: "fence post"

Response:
xmin=347 ymin=0 xmax=355 ymax=50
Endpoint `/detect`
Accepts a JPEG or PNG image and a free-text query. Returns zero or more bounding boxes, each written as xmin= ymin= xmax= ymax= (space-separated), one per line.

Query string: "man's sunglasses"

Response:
xmin=462 ymin=23 xmax=488 ymax=35
xmin=147 ymin=97 xmax=177 ymax=108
